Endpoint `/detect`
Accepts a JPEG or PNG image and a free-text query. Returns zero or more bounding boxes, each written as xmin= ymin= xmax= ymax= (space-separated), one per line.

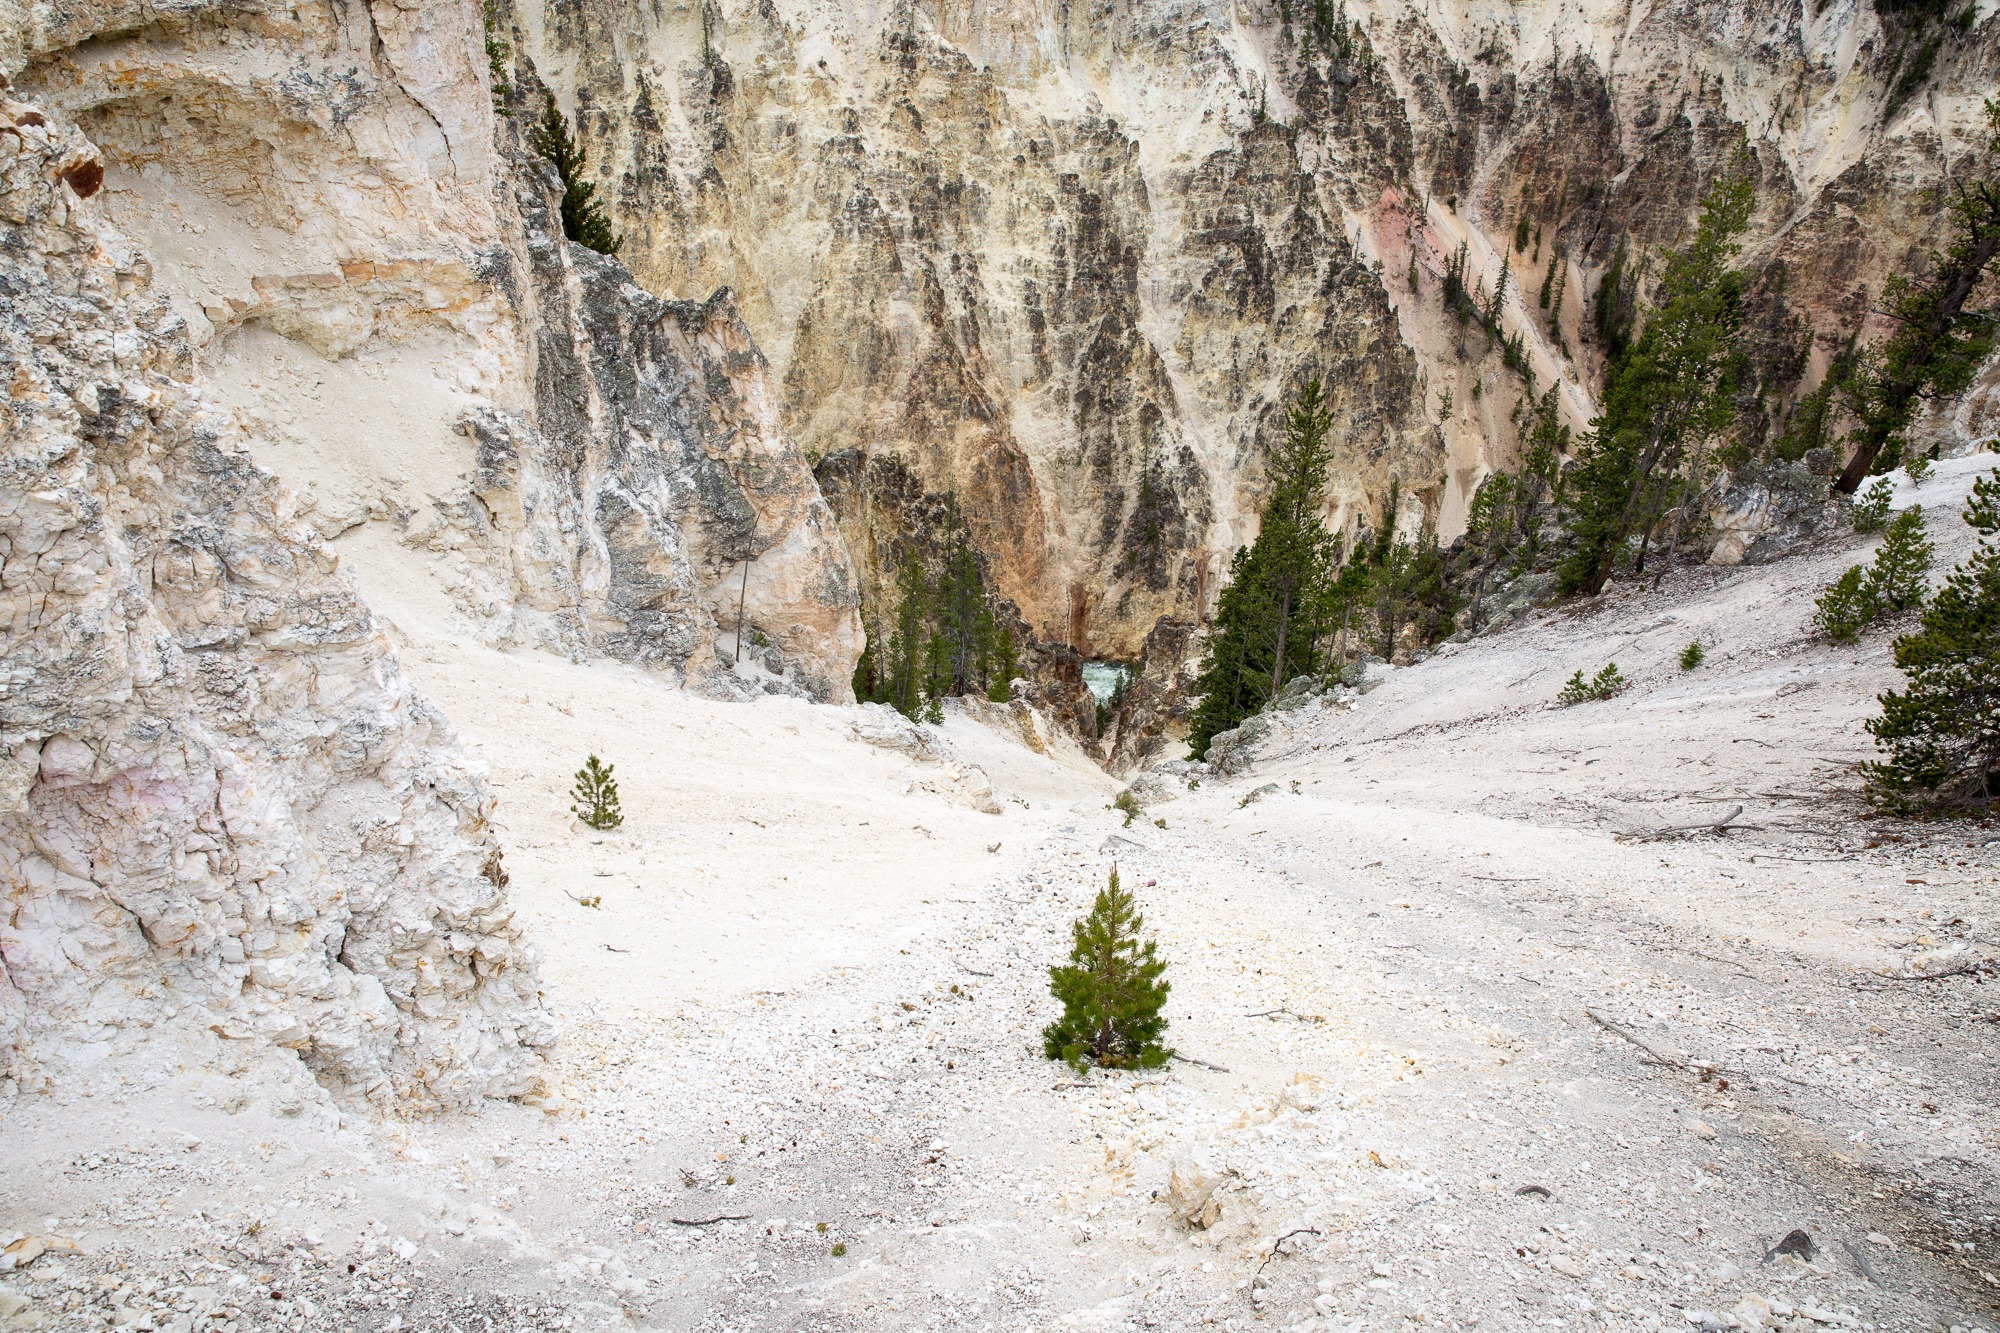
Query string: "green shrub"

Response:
xmin=1558 ymin=662 xmax=1626 ymax=705
xmin=1864 ymin=473 xmax=2000 ymax=813
xmin=1679 ymin=640 xmax=1706 ymax=670
xmin=1851 ymin=478 xmax=1893 ymax=533
xmin=1111 ymin=790 xmax=1142 ymax=827
xmin=570 ymin=754 xmax=623 ymax=829
xmin=1043 ymin=869 xmax=1172 ymax=1074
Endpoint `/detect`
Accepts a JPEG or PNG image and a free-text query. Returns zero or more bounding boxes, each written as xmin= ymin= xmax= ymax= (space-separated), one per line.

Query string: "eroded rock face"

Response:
xmin=12 ymin=0 xmax=862 ymax=702
xmin=503 ymin=0 xmax=1996 ymax=673
xmin=0 ymin=0 xmax=865 ymax=1109
xmin=0 ymin=99 xmax=553 ymax=1110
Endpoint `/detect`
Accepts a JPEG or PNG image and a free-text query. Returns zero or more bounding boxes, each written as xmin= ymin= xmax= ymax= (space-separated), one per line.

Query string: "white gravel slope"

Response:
xmin=2 ymin=458 xmax=1997 ymax=1333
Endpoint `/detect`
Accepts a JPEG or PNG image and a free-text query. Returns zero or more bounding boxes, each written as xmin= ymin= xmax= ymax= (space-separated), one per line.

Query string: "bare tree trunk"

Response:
xmin=1268 ymin=583 xmax=1294 ymax=699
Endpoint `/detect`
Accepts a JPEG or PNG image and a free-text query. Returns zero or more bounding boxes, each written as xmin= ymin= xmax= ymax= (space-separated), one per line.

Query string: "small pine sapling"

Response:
xmin=1558 ymin=663 xmax=1626 ymax=704
xmin=570 ymin=754 xmax=623 ymax=829
xmin=1112 ymin=789 xmax=1142 ymax=827
xmin=1043 ymin=869 xmax=1173 ymax=1074
xmin=1679 ymin=640 xmax=1706 ymax=671
xmin=1813 ymin=565 xmax=1875 ymax=642
xmin=1866 ymin=508 xmax=1933 ymax=613
xmin=1815 ymin=508 xmax=1933 ymax=640
xmin=1850 ymin=477 xmax=1893 ymax=533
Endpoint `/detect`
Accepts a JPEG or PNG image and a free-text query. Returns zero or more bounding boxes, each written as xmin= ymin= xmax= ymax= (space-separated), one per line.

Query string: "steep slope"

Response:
xmin=503 ymin=0 xmax=1999 ymax=669
xmin=3 ymin=456 xmax=1992 ymax=1330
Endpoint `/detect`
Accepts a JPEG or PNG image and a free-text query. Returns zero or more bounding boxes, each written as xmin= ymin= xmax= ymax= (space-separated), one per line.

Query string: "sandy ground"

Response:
xmin=3 ymin=457 xmax=1998 ymax=1333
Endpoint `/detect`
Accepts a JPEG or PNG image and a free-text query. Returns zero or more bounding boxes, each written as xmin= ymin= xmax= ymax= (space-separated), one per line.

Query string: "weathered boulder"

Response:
xmin=1709 ymin=459 xmax=1839 ymax=567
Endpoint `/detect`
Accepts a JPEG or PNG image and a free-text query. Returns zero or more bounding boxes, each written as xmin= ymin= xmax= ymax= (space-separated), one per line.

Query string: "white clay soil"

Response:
xmin=2 ymin=457 xmax=1996 ymax=1333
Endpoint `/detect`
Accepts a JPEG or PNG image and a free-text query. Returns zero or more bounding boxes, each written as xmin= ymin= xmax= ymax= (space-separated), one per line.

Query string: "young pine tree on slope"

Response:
xmin=1865 ymin=472 xmax=2000 ymax=813
xmin=1043 ymin=868 xmax=1173 ymax=1074
xmin=531 ymin=98 xmax=623 ymax=256
xmin=1833 ymin=101 xmax=2000 ymax=494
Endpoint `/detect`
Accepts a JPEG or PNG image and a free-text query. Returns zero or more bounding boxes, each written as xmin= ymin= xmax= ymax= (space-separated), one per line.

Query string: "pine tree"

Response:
xmin=1043 ymin=868 xmax=1173 ymax=1074
xmin=1867 ymin=507 xmax=1933 ymax=613
xmin=1465 ymin=471 xmax=1516 ymax=630
xmin=1865 ymin=473 xmax=2000 ymax=812
xmin=1187 ymin=381 xmax=1341 ymax=756
xmin=1813 ymin=507 xmax=1932 ymax=641
xmin=1558 ymin=160 xmax=1753 ymax=596
xmin=570 ymin=755 xmax=623 ymax=829
xmin=531 ymin=97 xmax=623 ymax=256
xmin=985 ymin=625 xmax=1021 ymax=702
xmin=934 ymin=497 xmax=997 ymax=697
xmin=1833 ymin=100 xmax=2000 ymax=494
xmin=882 ymin=548 xmax=930 ymax=718
xmin=1513 ymin=387 xmax=1569 ymax=571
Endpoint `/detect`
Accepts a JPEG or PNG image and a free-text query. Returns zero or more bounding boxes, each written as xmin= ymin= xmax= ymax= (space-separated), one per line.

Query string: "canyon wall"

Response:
xmin=504 ymin=0 xmax=1999 ymax=665
xmin=0 ymin=0 xmax=863 ymax=1109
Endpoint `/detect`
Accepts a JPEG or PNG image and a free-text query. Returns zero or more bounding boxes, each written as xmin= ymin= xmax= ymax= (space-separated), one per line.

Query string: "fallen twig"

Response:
xmin=1473 ymin=874 xmax=1542 ymax=882
xmin=1682 ymin=948 xmax=1753 ymax=976
xmin=670 ymin=1215 xmax=750 ymax=1227
xmin=1172 ymin=1052 xmax=1231 ymax=1073
xmin=1620 ymin=805 xmax=1751 ymax=843
xmin=1514 ymin=1184 xmax=1553 ymax=1199
xmin=1841 ymin=1238 xmax=1885 ymax=1288
xmin=1875 ymin=959 xmax=1995 ymax=982
xmin=1585 ymin=1009 xmax=1685 ymax=1069
xmin=604 ymin=944 xmax=630 ymax=954
xmin=1246 ymin=1007 xmax=1310 ymax=1021
xmin=962 ymin=968 xmax=995 ymax=978
xmin=1255 ymin=1227 xmax=1323 ymax=1278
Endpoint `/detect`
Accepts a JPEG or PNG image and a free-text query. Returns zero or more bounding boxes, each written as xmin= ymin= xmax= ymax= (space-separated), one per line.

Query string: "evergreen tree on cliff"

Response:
xmin=531 ymin=97 xmax=623 ymax=256
xmin=1187 ymin=380 xmax=1340 ymax=757
xmin=1833 ymin=100 xmax=2000 ymax=493
xmin=1558 ymin=160 xmax=1753 ymax=596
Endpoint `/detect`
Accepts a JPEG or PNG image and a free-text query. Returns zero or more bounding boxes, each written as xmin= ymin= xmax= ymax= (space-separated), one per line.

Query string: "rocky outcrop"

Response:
xmin=0 ymin=97 xmax=552 ymax=1111
xmin=502 ymin=0 xmax=1997 ymax=674
xmin=11 ymin=0 xmax=862 ymax=701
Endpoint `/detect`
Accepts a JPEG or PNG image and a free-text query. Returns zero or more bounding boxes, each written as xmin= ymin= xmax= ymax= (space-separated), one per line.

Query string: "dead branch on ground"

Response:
xmin=1255 ymin=1227 xmax=1323 ymax=1279
xmin=1172 ymin=1052 xmax=1231 ymax=1073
